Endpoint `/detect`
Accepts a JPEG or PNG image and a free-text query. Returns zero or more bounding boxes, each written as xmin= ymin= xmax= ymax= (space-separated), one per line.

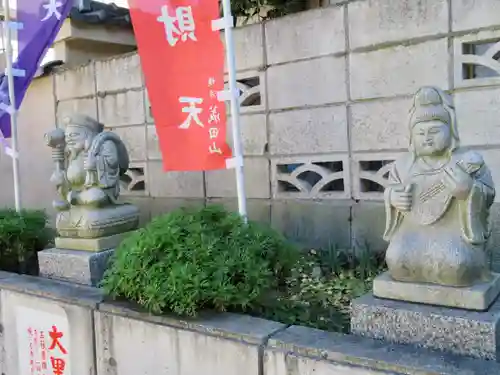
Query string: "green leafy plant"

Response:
xmin=101 ymin=205 xmax=300 ymax=316
xmin=253 ymin=246 xmax=386 ymax=332
xmin=226 ymin=0 xmax=308 ymax=22
xmin=0 ymin=209 xmax=52 ymax=274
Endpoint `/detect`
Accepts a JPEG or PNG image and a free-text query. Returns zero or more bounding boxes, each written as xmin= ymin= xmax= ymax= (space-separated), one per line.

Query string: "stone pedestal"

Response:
xmin=38 ymin=248 xmax=114 ymax=287
xmin=38 ymin=233 xmax=130 ymax=287
xmin=351 ymin=293 xmax=500 ymax=361
xmin=373 ymin=271 xmax=500 ymax=311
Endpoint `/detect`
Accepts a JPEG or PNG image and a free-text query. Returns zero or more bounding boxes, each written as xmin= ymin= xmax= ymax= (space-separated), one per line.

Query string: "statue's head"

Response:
xmin=63 ymin=114 xmax=104 ymax=153
xmin=408 ymin=86 xmax=458 ymax=158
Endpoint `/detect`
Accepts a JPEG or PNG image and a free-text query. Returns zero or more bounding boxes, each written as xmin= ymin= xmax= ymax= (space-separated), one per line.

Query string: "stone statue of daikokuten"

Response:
xmin=383 ymin=86 xmax=495 ymax=288
xmin=45 ymin=114 xmax=139 ymax=239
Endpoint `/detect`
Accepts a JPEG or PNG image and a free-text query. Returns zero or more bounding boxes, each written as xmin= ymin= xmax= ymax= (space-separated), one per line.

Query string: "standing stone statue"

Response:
xmin=39 ymin=114 xmax=139 ymax=286
xmin=383 ymin=86 xmax=495 ymax=288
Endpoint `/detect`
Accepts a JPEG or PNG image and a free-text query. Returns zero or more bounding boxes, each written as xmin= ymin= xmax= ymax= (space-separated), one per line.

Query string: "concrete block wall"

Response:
xmin=9 ymin=0 xmax=500 ymax=257
xmin=0 ymin=272 xmax=498 ymax=375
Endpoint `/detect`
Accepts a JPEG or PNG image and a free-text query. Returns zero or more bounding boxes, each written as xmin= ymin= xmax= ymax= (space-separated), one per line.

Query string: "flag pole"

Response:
xmin=3 ymin=0 xmax=22 ymax=212
xmin=220 ymin=0 xmax=247 ymax=220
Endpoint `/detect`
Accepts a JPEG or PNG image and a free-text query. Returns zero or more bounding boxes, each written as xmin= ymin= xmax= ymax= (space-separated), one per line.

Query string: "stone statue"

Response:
xmin=383 ymin=86 xmax=495 ymax=287
xmin=45 ymin=114 xmax=139 ymax=239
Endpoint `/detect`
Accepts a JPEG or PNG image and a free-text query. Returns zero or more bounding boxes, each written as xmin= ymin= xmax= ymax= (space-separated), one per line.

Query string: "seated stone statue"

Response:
xmin=45 ymin=114 xmax=139 ymax=239
xmin=384 ymin=86 xmax=495 ymax=287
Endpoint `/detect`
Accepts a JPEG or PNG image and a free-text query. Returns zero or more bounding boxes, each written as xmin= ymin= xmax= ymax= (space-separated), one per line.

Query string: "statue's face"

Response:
xmin=65 ymin=125 xmax=88 ymax=152
xmin=412 ymin=120 xmax=451 ymax=157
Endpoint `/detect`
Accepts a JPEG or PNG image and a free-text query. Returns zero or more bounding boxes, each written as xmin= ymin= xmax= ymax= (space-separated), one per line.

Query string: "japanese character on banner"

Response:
xmin=41 ymin=0 xmax=63 ymax=21
xmin=178 ymin=97 xmax=204 ymax=129
xmin=208 ymin=105 xmax=220 ymax=124
xmin=209 ymin=142 xmax=222 ymax=155
xmin=158 ymin=5 xmax=197 ymax=47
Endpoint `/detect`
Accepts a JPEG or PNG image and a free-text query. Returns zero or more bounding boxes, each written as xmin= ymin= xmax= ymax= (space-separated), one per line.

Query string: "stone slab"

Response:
xmin=373 ymin=271 xmax=500 ymax=311
xmin=351 ymin=293 xmax=500 ymax=361
xmin=55 ymin=232 xmax=131 ymax=252
xmin=38 ymin=247 xmax=114 ymax=287
xmin=265 ymin=325 xmax=500 ymax=375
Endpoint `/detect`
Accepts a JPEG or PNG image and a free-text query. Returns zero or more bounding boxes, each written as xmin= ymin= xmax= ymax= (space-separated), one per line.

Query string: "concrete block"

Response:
xmin=0 ymin=276 xmax=102 ymax=375
xmin=265 ymin=6 xmax=345 ymax=65
xmin=98 ymin=90 xmax=146 ymax=127
xmin=350 ymin=97 xmax=411 ymax=151
xmin=55 ymin=63 xmax=95 ymax=100
xmin=149 ymin=198 xmax=205 ymax=218
xmin=117 ymin=196 xmax=152 ymax=226
xmin=348 ymin=0 xmax=448 ymax=49
xmin=269 ymin=106 xmax=348 ymax=155
xmin=145 ymin=88 xmax=154 ymax=123
xmin=56 ymin=98 xmax=98 ymax=125
xmin=110 ymin=125 xmax=147 ymax=162
xmin=351 ymin=293 xmax=500 ymax=361
xmin=146 ymin=125 xmax=162 ymax=160
xmin=351 ymin=201 xmax=387 ymax=252
xmin=95 ymin=53 xmax=143 ymax=92
xmin=38 ymin=248 xmax=114 ymax=287
xmin=452 ymin=0 xmax=500 ymax=32
xmin=147 ymin=161 xmax=205 ymax=198
xmin=267 ymin=56 xmax=346 ymax=110
xmin=373 ymin=272 xmax=500 ymax=310
xmin=223 ymin=23 xmax=264 ymax=71
xmin=205 ymin=157 xmax=270 ymax=198
xmin=454 ymin=88 xmax=500 ymax=146
xmin=229 ymin=70 xmax=266 ymax=115
xmin=271 ymin=154 xmax=351 ymax=200
xmin=119 ymin=162 xmax=148 ymax=197
xmin=95 ymin=303 xmax=285 ymax=375
xmin=350 ymin=39 xmax=449 ymax=100
xmin=453 ymin=30 xmax=500 ymax=89
xmin=265 ymin=325 xmax=500 ymax=375
xmin=55 ymin=232 xmax=132 ymax=252
xmin=228 ymin=114 xmax=268 ymax=156
xmin=207 ymin=198 xmax=271 ymax=224
xmin=271 ymin=199 xmax=351 ymax=249
xmin=350 ymin=152 xmax=401 ymax=199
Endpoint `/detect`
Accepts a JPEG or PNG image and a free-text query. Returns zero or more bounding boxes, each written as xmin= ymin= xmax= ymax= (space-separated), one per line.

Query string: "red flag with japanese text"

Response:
xmin=128 ymin=0 xmax=232 ymax=171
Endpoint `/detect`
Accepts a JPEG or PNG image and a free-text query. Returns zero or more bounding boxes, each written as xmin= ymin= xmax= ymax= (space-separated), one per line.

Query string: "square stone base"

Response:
xmin=373 ymin=271 xmax=500 ymax=311
xmin=38 ymin=248 xmax=114 ymax=287
xmin=55 ymin=232 xmax=131 ymax=252
xmin=351 ymin=293 xmax=500 ymax=361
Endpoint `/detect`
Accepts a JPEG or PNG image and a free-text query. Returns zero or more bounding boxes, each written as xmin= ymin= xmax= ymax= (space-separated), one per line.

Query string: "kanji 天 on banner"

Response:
xmin=129 ymin=0 xmax=232 ymax=171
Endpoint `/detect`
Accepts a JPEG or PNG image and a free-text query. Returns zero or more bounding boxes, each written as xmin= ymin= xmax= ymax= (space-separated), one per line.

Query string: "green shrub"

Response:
xmin=101 ymin=205 xmax=300 ymax=316
xmin=253 ymin=247 xmax=386 ymax=332
xmin=0 ymin=209 xmax=52 ymax=274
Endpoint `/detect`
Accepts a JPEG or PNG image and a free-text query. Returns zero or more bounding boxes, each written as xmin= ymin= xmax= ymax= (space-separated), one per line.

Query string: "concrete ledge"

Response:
xmin=266 ymin=325 xmax=500 ymax=375
xmin=95 ymin=301 xmax=286 ymax=375
xmin=351 ymin=293 xmax=500 ymax=361
xmin=373 ymin=271 xmax=500 ymax=311
xmin=98 ymin=300 xmax=286 ymax=345
xmin=0 ymin=272 xmax=104 ymax=307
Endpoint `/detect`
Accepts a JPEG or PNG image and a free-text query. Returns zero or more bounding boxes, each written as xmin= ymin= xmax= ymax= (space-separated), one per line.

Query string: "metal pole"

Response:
xmin=3 ymin=0 xmax=22 ymax=212
xmin=220 ymin=0 xmax=247 ymax=219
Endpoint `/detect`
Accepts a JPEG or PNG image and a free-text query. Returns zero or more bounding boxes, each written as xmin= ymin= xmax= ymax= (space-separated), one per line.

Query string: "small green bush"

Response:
xmin=253 ymin=247 xmax=385 ymax=332
xmin=101 ymin=205 xmax=300 ymax=316
xmin=0 ymin=209 xmax=52 ymax=274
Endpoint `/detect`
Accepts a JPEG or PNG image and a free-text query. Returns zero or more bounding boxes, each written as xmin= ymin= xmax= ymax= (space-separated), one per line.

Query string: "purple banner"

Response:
xmin=0 ymin=0 xmax=73 ymax=138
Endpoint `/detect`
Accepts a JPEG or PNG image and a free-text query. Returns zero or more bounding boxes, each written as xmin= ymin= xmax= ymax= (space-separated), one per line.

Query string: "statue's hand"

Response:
xmin=390 ymin=186 xmax=412 ymax=212
xmin=442 ymin=165 xmax=473 ymax=200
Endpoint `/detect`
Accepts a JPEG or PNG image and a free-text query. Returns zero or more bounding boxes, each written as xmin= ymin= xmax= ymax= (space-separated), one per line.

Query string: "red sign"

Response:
xmin=26 ymin=325 xmax=68 ymax=375
xmin=129 ymin=0 xmax=232 ymax=171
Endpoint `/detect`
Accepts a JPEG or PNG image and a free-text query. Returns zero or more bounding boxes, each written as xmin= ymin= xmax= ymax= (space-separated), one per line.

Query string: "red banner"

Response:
xmin=128 ymin=0 xmax=232 ymax=171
